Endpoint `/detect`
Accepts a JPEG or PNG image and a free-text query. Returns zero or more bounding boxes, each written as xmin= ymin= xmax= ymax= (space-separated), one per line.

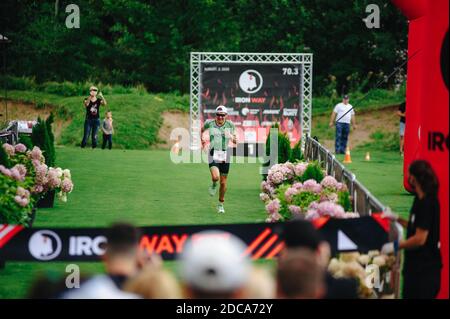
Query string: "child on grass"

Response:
xmin=101 ymin=111 xmax=114 ymax=150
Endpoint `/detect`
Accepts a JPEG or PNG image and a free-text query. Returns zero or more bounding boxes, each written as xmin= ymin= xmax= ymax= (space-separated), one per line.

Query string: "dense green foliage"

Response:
xmin=290 ymin=140 xmax=303 ymax=162
xmin=300 ymin=161 xmax=324 ymax=183
xmin=18 ymin=134 xmax=34 ymax=150
xmin=0 ymin=143 xmax=11 ymax=167
xmin=1 ymin=0 xmax=407 ymax=94
xmin=31 ymin=117 xmax=55 ymax=166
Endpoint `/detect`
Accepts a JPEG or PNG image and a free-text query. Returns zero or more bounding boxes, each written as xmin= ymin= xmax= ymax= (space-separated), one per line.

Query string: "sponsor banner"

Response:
xmin=200 ymin=63 xmax=302 ymax=144
xmin=0 ymin=217 xmax=389 ymax=262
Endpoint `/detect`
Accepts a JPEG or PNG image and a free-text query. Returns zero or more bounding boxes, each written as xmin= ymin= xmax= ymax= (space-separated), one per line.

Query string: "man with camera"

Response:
xmin=81 ymin=86 xmax=107 ymax=149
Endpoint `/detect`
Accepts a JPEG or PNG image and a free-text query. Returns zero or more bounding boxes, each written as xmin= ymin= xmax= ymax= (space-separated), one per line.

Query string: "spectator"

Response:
xmin=329 ymin=95 xmax=357 ymax=154
xmin=382 ymin=160 xmax=442 ymax=299
xmin=101 ymin=110 xmax=114 ymax=150
xmin=276 ymin=248 xmax=325 ymax=299
xmin=102 ymin=222 xmax=142 ymax=290
xmin=123 ymin=265 xmax=182 ymax=299
xmin=241 ymin=266 xmax=276 ymax=299
xmin=178 ymin=231 xmax=251 ymax=299
xmin=81 ymin=86 xmax=107 ymax=149
xmin=397 ymin=101 xmax=406 ymax=156
xmin=281 ymin=219 xmax=359 ymax=299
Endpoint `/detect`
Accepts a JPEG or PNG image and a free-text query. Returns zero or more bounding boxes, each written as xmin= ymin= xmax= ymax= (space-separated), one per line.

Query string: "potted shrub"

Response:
xmin=32 ymin=115 xmax=57 ymax=207
xmin=1 ymin=143 xmax=74 ymax=226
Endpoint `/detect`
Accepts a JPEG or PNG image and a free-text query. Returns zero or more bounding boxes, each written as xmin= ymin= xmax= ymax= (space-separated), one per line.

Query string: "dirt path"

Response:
xmin=156 ymin=110 xmax=190 ymax=149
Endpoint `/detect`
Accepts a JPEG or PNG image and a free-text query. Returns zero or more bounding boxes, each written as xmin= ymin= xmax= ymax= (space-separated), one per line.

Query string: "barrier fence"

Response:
xmin=303 ymin=135 xmax=403 ymax=298
xmin=0 ymin=120 xmax=18 ymax=145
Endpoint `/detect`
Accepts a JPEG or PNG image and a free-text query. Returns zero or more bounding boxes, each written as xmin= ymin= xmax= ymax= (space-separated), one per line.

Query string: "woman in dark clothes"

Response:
xmin=382 ymin=160 xmax=442 ymax=299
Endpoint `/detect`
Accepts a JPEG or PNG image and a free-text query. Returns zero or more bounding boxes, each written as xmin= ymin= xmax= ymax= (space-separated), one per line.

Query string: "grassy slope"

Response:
xmin=5 ymin=91 xmax=189 ymax=149
xmin=4 ymin=87 xmax=405 ymax=150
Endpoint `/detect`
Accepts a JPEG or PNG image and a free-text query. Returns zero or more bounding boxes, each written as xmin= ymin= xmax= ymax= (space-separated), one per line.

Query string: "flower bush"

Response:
xmin=0 ymin=143 xmax=74 ymax=226
xmin=260 ymin=161 xmax=359 ymax=222
xmin=328 ymin=250 xmax=397 ymax=298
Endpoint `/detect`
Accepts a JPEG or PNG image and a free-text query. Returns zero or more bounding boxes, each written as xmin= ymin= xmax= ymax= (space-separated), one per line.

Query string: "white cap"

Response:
xmin=179 ymin=231 xmax=250 ymax=293
xmin=215 ymin=105 xmax=228 ymax=114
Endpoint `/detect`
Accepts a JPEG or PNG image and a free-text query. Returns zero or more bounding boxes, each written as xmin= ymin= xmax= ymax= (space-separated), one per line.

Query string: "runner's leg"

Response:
xmin=219 ymin=174 xmax=227 ymax=203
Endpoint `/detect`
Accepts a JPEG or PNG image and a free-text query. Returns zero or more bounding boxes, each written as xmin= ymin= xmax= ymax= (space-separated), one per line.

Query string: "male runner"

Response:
xmin=201 ymin=105 xmax=237 ymax=213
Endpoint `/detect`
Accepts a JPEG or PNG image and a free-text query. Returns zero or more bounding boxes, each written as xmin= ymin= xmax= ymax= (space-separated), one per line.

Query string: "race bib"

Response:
xmin=213 ymin=150 xmax=227 ymax=162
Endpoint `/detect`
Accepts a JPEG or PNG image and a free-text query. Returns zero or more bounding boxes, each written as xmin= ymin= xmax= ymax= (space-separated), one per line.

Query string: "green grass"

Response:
xmin=336 ymin=149 xmax=413 ymax=219
xmin=4 ymin=90 xmax=189 ymax=150
xmin=0 ymin=146 xmax=412 ymax=298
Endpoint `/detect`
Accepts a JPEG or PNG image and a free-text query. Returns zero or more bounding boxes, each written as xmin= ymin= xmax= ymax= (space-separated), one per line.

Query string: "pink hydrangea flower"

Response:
xmin=61 ymin=178 xmax=74 ymax=193
xmin=2 ymin=143 xmax=15 ymax=156
xmin=288 ymin=205 xmax=302 ymax=216
xmin=337 ymin=182 xmax=348 ymax=192
xmin=321 ymin=176 xmax=339 ymax=189
xmin=269 ymin=171 xmax=284 ymax=185
xmin=29 ymin=146 xmax=43 ymax=161
xmin=10 ymin=167 xmax=24 ymax=181
xmin=13 ymin=164 xmax=27 ymax=177
xmin=0 ymin=165 xmax=12 ymax=177
xmin=292 ymin=182 xmax=303 ymax=190
xmin=320 ymin=192 xmax=338 ymax=203
xmin=47 ymin=170 xmax=61 ymax=188
xmin=284 ymin=187 xmax=299 ymax=203
xmin=305 ymin=201 xmax=346 ymax=220
xmin=16 ymin=186 xmax=30 ymax=198
xmin=302 ymin=179 xmax=322 ymax=193
xmin=14 ymin=143 xmax=27 ymax=153
xmin=14 ymin=196 xmax=29 ymax=207
xmin=260 ymin=193 xmax=270 ymax=202
xmin=294 ymin=163 xmax=308 ymax=177
xmin=305 ymin=209 xmax=320 ymax=220
xmin=265 ymin=198 xmax=281 ymax=215
xmin=33 ymin=184 xmax=44 ymax=194
xmin=14 ymin=187 xmax=30 ymax=207
xmin=266 ymin=211 xmax=282 ymax=223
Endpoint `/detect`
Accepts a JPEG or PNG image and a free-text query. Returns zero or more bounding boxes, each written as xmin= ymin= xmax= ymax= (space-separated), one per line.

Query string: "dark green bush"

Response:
xmin=278 ymin=132 xmax=291 ymax=164
xmin=300 ymin=162 xmax=324 ymax=183
xmin=0 ymin=144 xmax=11 ymax=167
xmin=338 ymin=190 xmax=352 ymax=212
xmin=290 ymin=140 xmax=303 ymax=163
xmin=45 ymin=113 xmax=56 ymax=165
xmin=18 ymin=134 xmax=33 ymax=150
xmin=31 ymin=117 xmax=54 ymax=167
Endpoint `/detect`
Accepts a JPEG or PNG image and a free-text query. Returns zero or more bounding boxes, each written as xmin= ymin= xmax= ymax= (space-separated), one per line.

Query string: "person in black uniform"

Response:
xmin=81 ymin=86 xmax=107 ymax=148
xmin=382 ymin=160 xmax=442 ymax=299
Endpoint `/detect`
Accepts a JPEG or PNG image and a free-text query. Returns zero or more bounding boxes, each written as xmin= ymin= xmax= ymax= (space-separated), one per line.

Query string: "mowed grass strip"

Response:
xmin=0 ymin=147 xmax=413 ymax=298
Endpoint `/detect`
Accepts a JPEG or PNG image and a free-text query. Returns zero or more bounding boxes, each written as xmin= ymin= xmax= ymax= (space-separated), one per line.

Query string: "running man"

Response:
xmin=201 ymin=105 xmax=237 ymax=214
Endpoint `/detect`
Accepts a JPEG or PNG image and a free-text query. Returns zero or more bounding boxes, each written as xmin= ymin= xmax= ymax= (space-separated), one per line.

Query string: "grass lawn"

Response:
xmin=0 ymin=146 xmax=413 ymax=298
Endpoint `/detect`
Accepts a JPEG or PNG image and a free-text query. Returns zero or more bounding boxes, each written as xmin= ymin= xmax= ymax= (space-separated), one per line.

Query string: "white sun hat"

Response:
xmin=215 ymin=105 xmax=228 ymax=114
xmin=179 ymin=231 xmax=250 ymax=293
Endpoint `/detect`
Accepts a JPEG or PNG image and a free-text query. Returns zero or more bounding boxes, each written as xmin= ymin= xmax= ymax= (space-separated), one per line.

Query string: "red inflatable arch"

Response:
xmin=392 ymin=0 xmax=449 ymax=299
xmin=391 ymin=0 xmax=427 ymax=192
